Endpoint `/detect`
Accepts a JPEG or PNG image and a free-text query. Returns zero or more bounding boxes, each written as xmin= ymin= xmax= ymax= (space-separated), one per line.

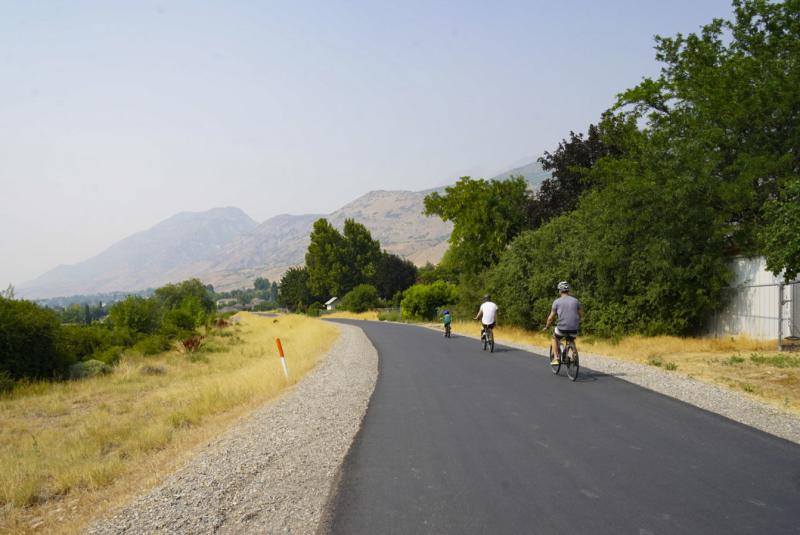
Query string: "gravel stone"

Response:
xmin=85 ymin=323 xmax=378 ymax=535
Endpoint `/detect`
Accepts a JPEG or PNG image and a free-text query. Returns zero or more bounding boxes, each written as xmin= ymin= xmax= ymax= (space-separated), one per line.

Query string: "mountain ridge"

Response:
xmin=20 ymin=161 xmax=547 ymax=299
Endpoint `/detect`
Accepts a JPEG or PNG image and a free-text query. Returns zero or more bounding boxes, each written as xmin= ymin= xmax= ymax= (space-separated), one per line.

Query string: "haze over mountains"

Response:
xmin=20 ymin=162 xmax=548 ymax=299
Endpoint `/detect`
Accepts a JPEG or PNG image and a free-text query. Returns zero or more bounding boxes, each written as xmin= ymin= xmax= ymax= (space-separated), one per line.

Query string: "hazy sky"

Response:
xmin=1 ymin=0 xmax=733 ymax=286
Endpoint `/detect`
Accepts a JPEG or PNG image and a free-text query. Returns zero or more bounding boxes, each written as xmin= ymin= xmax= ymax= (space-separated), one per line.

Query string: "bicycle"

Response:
xmin=481 ymin=325 xmax=495 ymax=352
xmin=444 ymin=323 xmax=451 ymax=338
xmin=550 ymin=333 xmax=579 ymax=381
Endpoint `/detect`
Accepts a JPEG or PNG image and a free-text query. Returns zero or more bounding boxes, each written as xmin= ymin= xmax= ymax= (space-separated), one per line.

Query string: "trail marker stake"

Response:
xmin=276 ymin=338 xmax=289 ymax=380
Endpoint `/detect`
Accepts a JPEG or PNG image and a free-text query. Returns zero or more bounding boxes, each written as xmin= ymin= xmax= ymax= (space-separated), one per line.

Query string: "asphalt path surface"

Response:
xmin=323 ymin=320 xmax=800 ymax=535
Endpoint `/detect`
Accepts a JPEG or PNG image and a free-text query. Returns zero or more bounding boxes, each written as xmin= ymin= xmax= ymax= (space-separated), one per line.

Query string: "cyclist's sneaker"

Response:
xmin=551 ymin=357 xmax=560 ymax=365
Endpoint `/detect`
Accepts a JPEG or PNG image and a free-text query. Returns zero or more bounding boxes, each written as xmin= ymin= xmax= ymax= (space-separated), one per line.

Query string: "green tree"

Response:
xmin=531 ymin=124 xmax=617 ymax=228
xmin=305 ymin=218 xmax=346 ymax=297
xmin=154 ymin=279 xmax=215 ymax=314
xmin=492 ymin=172 xmax=730 ymax=336
xmin=374 ymin=252 xmax=417 ymax=299
xmin=341 ymin=219 xmax=382 ymax=291
xmin=423 ymin=177 xmax=532 ymax=274
xmin=400 ymin=281 xmax=459 ymax=321
xmin=761 ymin=177 xmax=800 ymax=280
xmin=613 ymin=0 xmax=800 ymax=255
xmin=0 ymin=297 xmax=74 ymax=379
xmin=254 ymin=277 xmax=270 ymax=291
xmin=109 ymin=296 xmax=162 ymax=335
xmin=279 ymin=267 xmax=313 ymax=312
xmin=341 ymin=284 xmax=380 ymax=313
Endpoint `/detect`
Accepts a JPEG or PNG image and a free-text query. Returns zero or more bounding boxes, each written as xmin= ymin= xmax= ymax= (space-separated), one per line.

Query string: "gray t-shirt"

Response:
xmin=552 ymin=295 xmax=581 ymax=331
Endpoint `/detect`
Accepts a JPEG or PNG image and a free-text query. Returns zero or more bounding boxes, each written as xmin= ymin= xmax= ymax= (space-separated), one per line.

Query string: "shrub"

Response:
xmin=0 ymin=297 xmax=75 ymax=380
xmin=69 ymin=359 xmax=111 ymax=379
xmin=92 ymin=346 xmax=125 ymax=365
xmin=340 ymin=285 xmax=379 ymax=313
xmin=378 ymin=309 xmax=402 ymax=322
xmin=133 ymin=335 xmax=172 ymax=356
xmin=306 ymin=302 xmax=323 ymax=317
xmin=160 ymin=309 xmax=196 ymax=338
xmin=109 ymin=296 xmax=162 ymax=335
xmin=400 ymin=281 xmax=458 ymax=321
xmin=59 ymin=324 xmax=115 ymax=361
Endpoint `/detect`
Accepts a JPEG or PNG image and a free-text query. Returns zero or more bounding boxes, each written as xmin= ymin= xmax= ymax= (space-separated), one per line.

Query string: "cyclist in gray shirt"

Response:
xmin=543 ymin=281 xmax=583 ymax=364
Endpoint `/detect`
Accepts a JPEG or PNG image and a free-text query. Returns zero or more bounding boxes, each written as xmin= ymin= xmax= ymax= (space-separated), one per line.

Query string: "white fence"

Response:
xmin=707 ymin=257 xmax=799 ymax=347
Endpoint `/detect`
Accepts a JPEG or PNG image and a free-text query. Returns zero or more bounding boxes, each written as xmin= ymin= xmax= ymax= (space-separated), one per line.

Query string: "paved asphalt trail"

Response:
xmin=323 ymin=320 xmax=800 ymax=535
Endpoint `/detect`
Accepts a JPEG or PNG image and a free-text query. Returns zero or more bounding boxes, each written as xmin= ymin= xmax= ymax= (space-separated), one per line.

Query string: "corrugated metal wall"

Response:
xmin=707 ymin=257 xmax=798 ymax=340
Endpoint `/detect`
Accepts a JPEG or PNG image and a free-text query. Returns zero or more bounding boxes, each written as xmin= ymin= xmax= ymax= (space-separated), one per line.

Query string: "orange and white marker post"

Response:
xmin=275 ymin=338 xmax=289 ymax=381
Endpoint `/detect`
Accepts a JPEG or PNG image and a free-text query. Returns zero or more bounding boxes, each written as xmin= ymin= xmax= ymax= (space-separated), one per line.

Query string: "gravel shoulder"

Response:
xmin=85 ymin=323 xmax=378 ymax=535
xmin=432 ymin=325 xmax=800 ymax=445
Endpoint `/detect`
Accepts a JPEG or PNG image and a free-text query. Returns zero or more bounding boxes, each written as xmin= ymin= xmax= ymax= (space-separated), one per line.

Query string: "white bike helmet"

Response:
xmin=557 ymin=281 xmax=571 ymax=292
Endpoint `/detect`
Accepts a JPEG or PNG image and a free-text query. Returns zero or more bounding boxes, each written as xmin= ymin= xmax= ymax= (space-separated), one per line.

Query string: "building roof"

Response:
xmin=324 ymin=297 xmax=339 ymax=305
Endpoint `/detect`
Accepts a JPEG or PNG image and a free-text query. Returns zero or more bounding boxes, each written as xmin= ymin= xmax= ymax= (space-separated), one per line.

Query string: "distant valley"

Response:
xmin=19 ymin=162 xmax=548 ymax=299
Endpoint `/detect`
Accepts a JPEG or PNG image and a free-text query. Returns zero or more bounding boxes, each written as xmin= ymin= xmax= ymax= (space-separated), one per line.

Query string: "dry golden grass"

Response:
xmin=445 ymin=320 xmax=800 ymax=417
xmin=323 ymin=310 xmax=379 ymax=321
xmin=0 ymin=313 xmax=337 ymax=535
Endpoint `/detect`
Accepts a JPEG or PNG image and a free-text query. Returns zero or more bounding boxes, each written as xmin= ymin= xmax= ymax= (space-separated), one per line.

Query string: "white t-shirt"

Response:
xmin=479 ymin=301 xmax=498 ymax=325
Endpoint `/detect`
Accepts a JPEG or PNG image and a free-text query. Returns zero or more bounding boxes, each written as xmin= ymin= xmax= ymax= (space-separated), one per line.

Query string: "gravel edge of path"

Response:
xmin=85 ymin=323 xmax=378 ymax=535
xmin=422 ymin=324 xmax=800 ymax=446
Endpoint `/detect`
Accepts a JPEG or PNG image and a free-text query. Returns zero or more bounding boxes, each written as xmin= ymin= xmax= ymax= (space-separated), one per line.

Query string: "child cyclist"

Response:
xmin=442 ymin=309 xmax=452 ymax=338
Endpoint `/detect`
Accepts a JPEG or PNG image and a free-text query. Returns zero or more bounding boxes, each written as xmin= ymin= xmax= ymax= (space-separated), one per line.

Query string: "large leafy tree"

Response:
xmin=613 ymin=0 xmax=800 ymax=255
xmin=305 ymin=218 xmax=382 ymax=297
xmin=374 ymin=252 xmax=418 ymax=300
xmin=305 ymin=218 xmax=346 ymax=298
xmin=531 ymin=124 xmax=617 ymax=228
xmin=423 ymin=177 xmax=531 ymax=275
xmin=761 ymin=177 xmax=800 ymax=280
xmin=278 ymin=267 xmax=314 ymax=311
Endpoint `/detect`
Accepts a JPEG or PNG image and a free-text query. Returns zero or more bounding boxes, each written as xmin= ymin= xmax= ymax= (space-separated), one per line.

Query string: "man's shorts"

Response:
xmin=482 ymin=322 xmax=496 ymax=330
xmin=554 ymin=327 xmax=578 ymax=339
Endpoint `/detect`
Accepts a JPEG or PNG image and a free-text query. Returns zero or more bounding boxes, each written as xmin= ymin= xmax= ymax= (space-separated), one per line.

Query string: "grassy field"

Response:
xmin=442 ymin=320 xmax=800 ymax=416
xmin=0 ymin=313 xmax=337 ymax=535
xmin=323 ymin=310 xmax=380 ymax=321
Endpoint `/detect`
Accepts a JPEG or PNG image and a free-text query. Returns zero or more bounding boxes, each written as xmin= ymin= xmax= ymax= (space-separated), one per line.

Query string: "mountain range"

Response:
xmin=19 ymin=161 xmax=548 ymax=299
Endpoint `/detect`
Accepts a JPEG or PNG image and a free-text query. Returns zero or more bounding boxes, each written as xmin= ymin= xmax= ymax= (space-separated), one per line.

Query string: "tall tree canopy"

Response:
xmin=423 ymin=177 xmax=531 ymax=275
xmin=305 ymin=218 xmax=382 ymax=297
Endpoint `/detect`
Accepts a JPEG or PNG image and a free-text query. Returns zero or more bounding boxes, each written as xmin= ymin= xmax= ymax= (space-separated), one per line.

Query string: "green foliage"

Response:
xmin=531 ymin=124 xmax=616 ymax=228
xmin=374 ymin=252 xmax=417 ymax=299
xmin=401 ymin=281 xmax=458 ymax=321
xmin=491 ymin=174 xmax=730 ymax=337
xmin=154 ymin=279 xmax=215 ymax=313
xmin=305 ymin=218 xmax=382 ymax=297
xmin=68 ymin=359 xmax=111 ymax=379
xmin=133 ymin=335 xmax=172 ymax=356
xmin=614 ymin=0 xmax=800 ymax=256
xmin=160 ymin=308 xmax=197 ymax=338
xmin=341 ymin=284 xmax=380 ymax=313
xmin=109 ymin=296 xmax=161 ymax=335
xmin=378 ymin=309 xmax=403 ymax=322
xmin=424 ymin=176 xmax=532 ymax=275
xmin=253 ymin=277 xmax=270 ymax=290
xmin=59 ymin=324 xmax=116 ymax=361
xmin=305 ymin=302 xmax=323 ymax=317
xmin=92 ymin=346 xmax=125 ymax=365
xmin=0 ymin=297 xmax=74 ymax=380
xmin=279 ymin=267 xmax=314 ymax=312
xmin=761 ymin=177 xmax=800 ymax=280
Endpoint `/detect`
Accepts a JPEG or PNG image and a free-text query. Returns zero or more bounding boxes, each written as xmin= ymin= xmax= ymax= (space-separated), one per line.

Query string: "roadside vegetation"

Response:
xmin=0 ymin=313 xmax=336 ymax=535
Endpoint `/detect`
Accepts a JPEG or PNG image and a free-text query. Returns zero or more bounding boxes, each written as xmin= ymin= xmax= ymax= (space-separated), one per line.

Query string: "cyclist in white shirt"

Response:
xmin=474 ymin=294 xmax=498 ymax=341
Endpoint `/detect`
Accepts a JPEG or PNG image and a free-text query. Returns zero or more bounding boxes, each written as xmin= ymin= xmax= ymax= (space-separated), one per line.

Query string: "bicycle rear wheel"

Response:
xmin=482 ymin=332 xmax=488 ymax=351
xmin=549 ymin=344 xmax=561 ymax=375
xmin=489 ymin=331 xmax=494 ymax=353
xmin=565 ymin=342 xmax=579 ymax=381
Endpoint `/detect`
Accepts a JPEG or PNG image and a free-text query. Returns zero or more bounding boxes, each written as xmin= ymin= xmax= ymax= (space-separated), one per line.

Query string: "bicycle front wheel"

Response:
xmin=565 ymin=343 xmax=579 ymax=381
xmin=549 ymin=345 xmax=561 ymax=375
